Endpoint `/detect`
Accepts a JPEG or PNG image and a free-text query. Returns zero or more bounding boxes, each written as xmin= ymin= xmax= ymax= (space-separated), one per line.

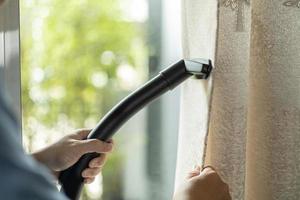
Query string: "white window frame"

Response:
xmin=0 ymin=0 xmax=22 ymax=134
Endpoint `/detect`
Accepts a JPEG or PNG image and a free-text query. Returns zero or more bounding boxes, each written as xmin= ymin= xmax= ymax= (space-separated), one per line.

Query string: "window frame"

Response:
xmin=0 ymin=0 xmax=22 ymax=135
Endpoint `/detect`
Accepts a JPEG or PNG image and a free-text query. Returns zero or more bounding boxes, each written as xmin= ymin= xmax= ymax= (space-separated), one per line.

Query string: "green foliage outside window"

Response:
xmin=20 ymin=0 xmax=147 ymax=199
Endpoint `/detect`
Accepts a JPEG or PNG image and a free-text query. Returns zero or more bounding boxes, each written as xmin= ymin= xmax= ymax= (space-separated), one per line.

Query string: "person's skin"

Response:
xmin=32 ymin=129 xmax=113 ymax=184
xmin=174 ymin=166 xmax=231 ymax=200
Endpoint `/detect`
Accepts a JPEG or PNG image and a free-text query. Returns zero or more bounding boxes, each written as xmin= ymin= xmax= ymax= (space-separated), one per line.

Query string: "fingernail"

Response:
xmin=201 ymin=165 xmax=216 ymax=172
xmin=107 ymin=139 xmax=113 ymax=143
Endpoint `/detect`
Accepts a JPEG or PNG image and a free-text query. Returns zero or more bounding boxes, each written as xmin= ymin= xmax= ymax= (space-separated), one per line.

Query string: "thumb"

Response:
xmin=77 ymin=139 xmax=113 ymax=154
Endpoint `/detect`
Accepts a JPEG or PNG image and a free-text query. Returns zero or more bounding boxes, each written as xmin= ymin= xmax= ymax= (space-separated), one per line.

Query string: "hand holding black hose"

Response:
xmin=58 ymin=59 xmax=212 ymax=200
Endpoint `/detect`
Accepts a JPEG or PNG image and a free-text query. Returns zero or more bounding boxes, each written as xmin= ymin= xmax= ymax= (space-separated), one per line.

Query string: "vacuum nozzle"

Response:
xmin=160 ymin=58 xmax=212 ymax=89
xmin=184 ymin=58 xmax=212 ymax=79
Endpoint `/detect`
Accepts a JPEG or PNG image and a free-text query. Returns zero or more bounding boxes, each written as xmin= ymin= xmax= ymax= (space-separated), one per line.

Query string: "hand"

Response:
xmin=173 ymin=166 xmax=231 ymax=200
xmin=32 ymin=129 xmax=114 ymax=184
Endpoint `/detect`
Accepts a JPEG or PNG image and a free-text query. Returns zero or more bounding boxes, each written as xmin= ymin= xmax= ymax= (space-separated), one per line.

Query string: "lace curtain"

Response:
xmin=175 ymin=0 xmax=300 ymax=199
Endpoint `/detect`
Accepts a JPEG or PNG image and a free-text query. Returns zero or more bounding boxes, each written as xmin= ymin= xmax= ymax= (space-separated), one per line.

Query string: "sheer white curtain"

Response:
xmin=175 ymin=1 xmax=300 ymax=200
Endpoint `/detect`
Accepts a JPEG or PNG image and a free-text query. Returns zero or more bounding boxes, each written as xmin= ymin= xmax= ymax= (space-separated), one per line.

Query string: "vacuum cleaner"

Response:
xmin=58 ymin=58 xmax=213 ymax=200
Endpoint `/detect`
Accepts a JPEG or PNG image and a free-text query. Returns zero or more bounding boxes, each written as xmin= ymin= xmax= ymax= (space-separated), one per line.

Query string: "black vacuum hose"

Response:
xmin=58 ymin=59 xmax=212 ymax=200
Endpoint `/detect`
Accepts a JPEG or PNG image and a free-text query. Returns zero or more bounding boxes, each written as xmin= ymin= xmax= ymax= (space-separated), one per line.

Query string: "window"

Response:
xmin=19 ymin=0 xmax=182 ymax=199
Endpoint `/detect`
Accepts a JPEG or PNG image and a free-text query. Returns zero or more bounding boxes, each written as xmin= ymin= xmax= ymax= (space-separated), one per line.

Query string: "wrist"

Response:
xmin=32 ymin=150 xmax=47 ymax=166
xmin=32 ymin=149 xmax=59 ymax=178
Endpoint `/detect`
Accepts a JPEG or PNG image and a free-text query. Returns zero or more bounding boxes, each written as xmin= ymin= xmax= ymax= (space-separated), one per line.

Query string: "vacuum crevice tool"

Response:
xmin=59 ymin=58 xmax=213 ymax=200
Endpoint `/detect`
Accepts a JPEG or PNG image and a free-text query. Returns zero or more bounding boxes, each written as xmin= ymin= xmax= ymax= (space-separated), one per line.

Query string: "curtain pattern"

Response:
xmin=175 ymin=1 xmax=300 ymax=199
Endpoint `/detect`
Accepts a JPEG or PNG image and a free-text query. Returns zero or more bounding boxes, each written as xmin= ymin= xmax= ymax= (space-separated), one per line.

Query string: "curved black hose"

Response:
xmin=58 ymin=60 xmax=194 ymax=200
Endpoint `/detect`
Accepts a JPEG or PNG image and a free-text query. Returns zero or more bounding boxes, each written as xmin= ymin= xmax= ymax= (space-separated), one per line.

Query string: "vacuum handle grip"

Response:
xmin=58 ymin=152 xmax=100 ymax=200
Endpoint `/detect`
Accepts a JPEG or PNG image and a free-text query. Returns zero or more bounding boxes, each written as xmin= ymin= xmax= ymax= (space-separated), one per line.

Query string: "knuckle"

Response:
xmin=90 ymin=155 xmax=105 ymax=166
xmin=103 ymin=143 xmax=113 ymax=151
xmin=91 ymin=159 xmax=104 ymax=167
xmin=82 ymin=169 xmax=93 ymax=177
xmin=95 ymin=140 xmax=112 ymax=151
xmin=89 ymin=160 xmax=97 ymax=168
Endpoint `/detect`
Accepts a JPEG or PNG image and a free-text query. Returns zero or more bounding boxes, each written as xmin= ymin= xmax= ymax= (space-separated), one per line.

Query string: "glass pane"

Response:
xmin=20 ymin=0 xmax=149 ymax=199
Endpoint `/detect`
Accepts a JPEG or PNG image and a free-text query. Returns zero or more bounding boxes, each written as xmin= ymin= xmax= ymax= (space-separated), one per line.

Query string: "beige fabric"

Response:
xmin=175 ymin=0 xmax=300 ymax=199
xmin=246 ymin=1 xmax=300 ymax=199
xmin=174 ymin=0 xmax=218 ymax=190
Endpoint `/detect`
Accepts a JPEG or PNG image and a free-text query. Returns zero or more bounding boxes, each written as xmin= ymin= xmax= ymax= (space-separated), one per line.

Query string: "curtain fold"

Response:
xmin=174 ymin=0 xmax=217 ymax=190
xmin=246 ymin=1 xmax=300 ymax=199
xmin=175 ymin=1 xmax=300 ymax=199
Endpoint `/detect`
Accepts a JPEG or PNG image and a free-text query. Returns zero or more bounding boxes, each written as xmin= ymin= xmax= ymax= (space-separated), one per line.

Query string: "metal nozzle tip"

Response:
xmin=184 ymin=58 xmax=213 ymax=79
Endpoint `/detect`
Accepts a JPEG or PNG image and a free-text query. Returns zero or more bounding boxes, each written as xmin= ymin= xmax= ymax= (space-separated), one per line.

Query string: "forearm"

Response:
xmin=31 ymin=150 xmax=60 ymax=178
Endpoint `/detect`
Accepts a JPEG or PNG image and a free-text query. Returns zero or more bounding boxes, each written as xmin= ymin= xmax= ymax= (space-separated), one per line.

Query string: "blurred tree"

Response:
xmin=20 ymin=0 xmax=147 ymax=199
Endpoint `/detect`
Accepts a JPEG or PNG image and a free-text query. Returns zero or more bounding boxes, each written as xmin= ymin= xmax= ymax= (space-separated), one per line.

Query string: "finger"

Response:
xmin=107 ymin=139 xmax=114 ymax=144
xmin=200 ymin=166 xmax=228 ymax=185
xmin=82 ymin=167 xmax=102 ymax=178
xmin=201 ymin=166 xmax=216 ymax=174
xmin=74 ymin=128 xmax=93 ymax=139
xmin=186 ymin=165 xmax=201 ymax=179
xmin=186 ymin=170 xmax=201 ymax=179
xmin=79 ymin=139 xmax=113 ymax=154
xmin=84 ymin=177 xmax=95 ymax=184
xmin=89 ymin=154 xmax=107 ymax=168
